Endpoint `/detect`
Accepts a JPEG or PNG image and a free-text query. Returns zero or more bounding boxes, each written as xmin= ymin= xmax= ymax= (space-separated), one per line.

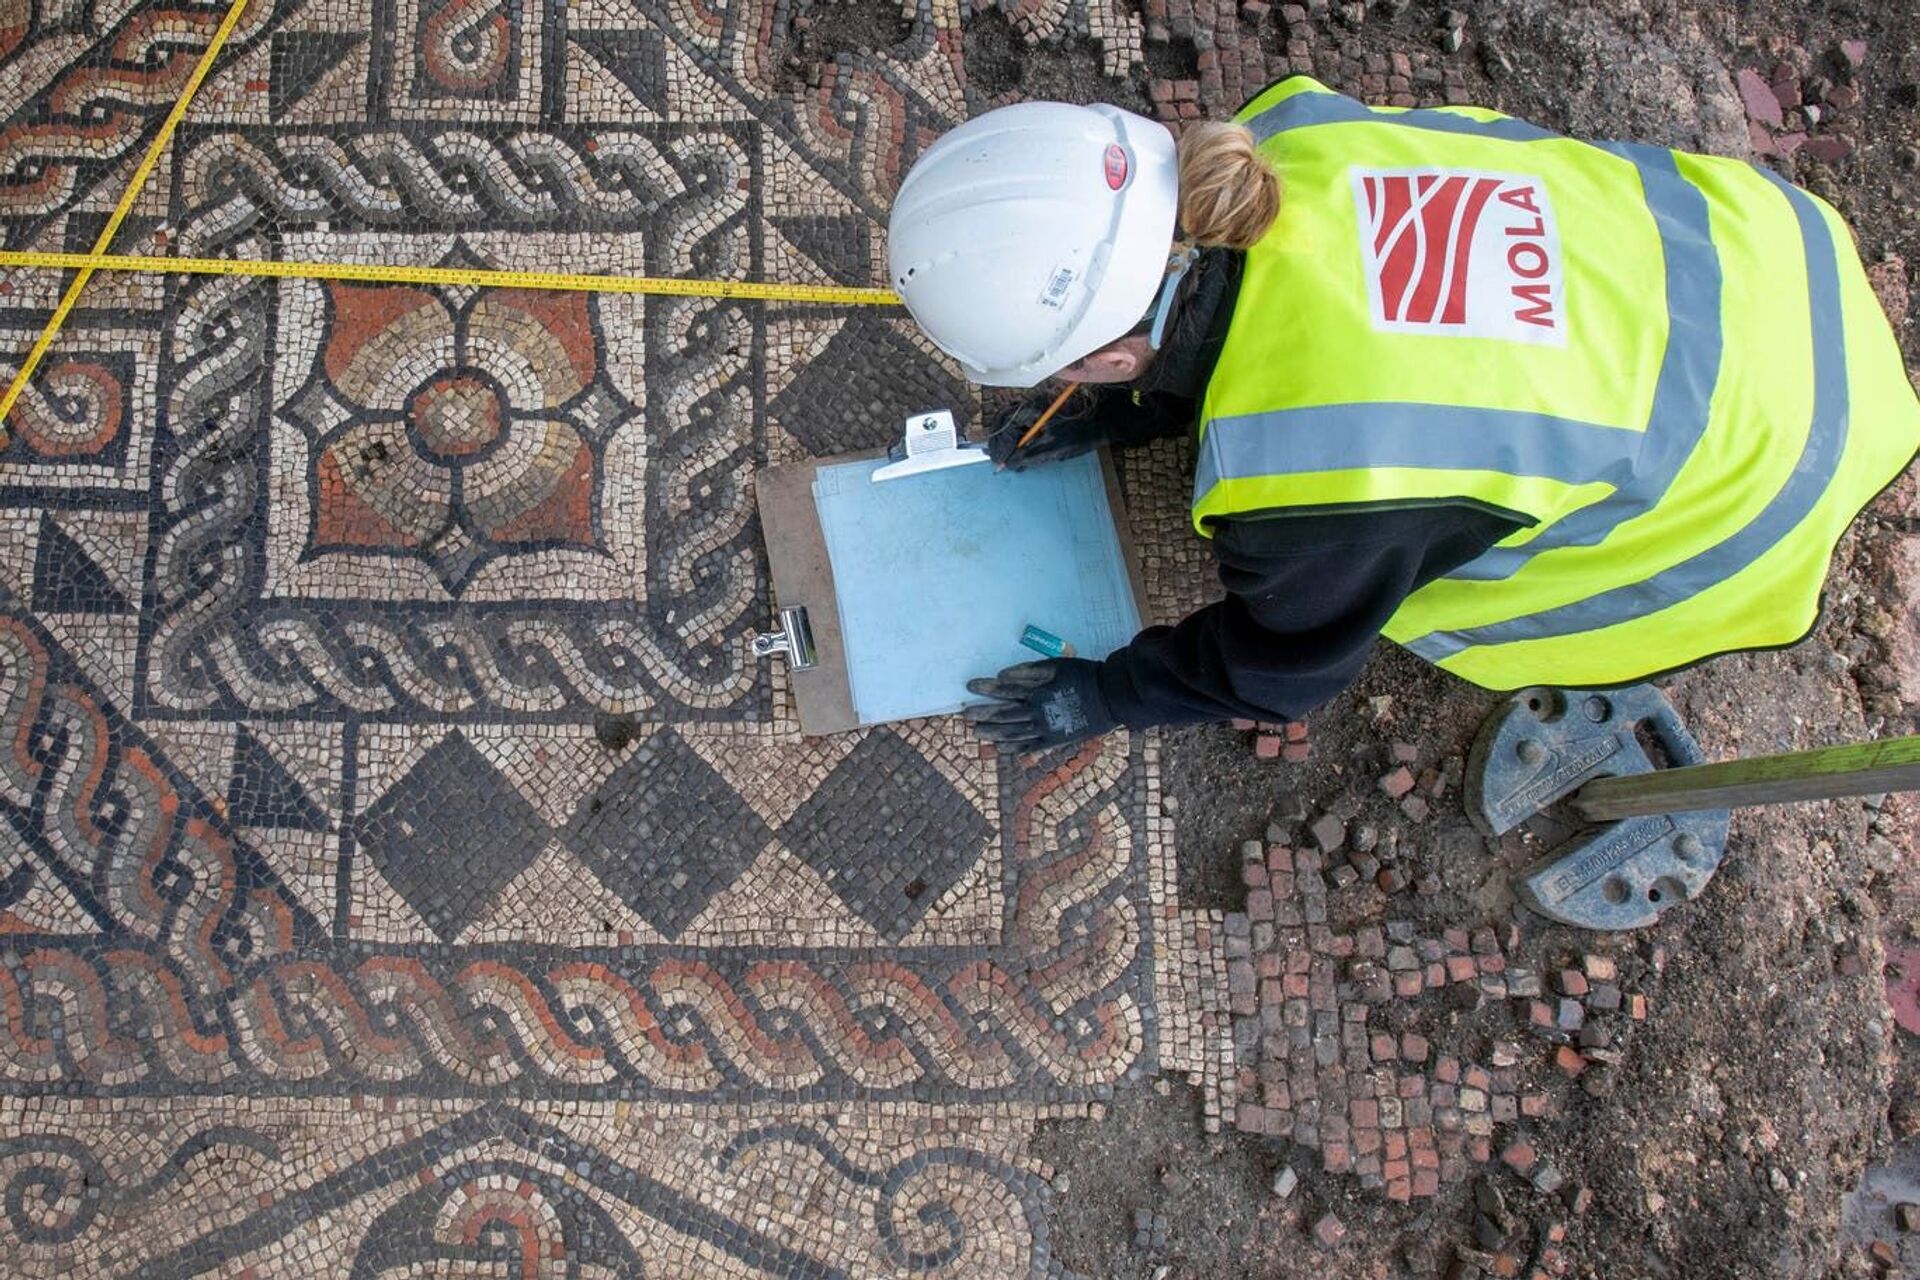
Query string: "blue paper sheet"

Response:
xmin=813 ymin=454 xmax=1142 ymax=726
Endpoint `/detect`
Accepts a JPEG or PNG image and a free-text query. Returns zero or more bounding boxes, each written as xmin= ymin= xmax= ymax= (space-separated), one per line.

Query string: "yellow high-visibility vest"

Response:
xmin=1193 ymin=77 xmax=1920 ymax=689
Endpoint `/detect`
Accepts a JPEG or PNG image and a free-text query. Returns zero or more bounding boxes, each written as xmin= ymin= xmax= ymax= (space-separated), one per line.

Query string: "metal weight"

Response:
xmin=1466 ymin=685 xmax=1730 ymax=931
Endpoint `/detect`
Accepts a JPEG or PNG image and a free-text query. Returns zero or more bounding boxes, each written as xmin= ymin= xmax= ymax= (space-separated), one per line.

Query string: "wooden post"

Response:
xmin=1570 ymin=734 xmax=1920 ymax=821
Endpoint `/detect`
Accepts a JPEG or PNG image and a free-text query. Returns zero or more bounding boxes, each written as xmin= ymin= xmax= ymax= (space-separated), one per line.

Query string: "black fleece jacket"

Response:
xmin=1089 ymin=248 xmax=1522 ymax=728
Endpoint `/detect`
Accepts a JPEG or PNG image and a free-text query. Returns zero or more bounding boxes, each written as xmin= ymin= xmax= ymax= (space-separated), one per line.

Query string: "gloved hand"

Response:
xmin=984 ymin=388 xmax=1111 ymax=471
xmin=962 ymin=658 xmax=1117 ymax=751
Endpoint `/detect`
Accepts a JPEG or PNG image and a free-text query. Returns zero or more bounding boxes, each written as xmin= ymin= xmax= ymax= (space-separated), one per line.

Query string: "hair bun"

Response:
xmin=1176 ymin=122 xmax=1282 ymax=250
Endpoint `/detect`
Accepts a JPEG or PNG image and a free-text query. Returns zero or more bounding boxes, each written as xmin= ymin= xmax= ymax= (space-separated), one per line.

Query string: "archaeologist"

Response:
xmin=885 ymin=76 xmax=1920 ymax=752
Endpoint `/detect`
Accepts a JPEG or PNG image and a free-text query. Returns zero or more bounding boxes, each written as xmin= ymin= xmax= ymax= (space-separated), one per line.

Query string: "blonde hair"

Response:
xmin=1176 ymin=122 xmax=1282 ymax=250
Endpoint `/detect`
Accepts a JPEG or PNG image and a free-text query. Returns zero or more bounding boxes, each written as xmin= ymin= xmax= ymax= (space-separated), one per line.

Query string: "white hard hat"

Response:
xmin=887 ymin=102 xmax=1180 ymax=388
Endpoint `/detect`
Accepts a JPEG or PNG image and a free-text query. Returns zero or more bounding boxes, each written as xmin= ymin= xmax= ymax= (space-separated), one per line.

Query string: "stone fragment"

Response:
xmin=1799 ymin=134 xmax=1856 ymax=164
xmin=1770 ymin=67 xmax=1802 ymax=111
xmin=1313 ymin=1212 xmax=1347 ymax=1247
xmin=1273 ymin=1166 xmax=1299 ymax=1199
xmin=1380 ymin=767 xmax=1416 ymax=798
xmin=1553 ymin=1046 xmax=1588 ymax=1077
xmin=1310 ymin=813 xmax=1347 ymax=853
xmin=1737 ymin=69 xmax=1785 ymax=127
xmin=1838 ymin=38 xmax=1868 ymax=69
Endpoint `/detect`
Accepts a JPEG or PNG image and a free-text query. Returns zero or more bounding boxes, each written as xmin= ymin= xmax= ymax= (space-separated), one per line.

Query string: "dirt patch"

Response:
xmin=1028 ymin=1082 xmax=1278 ymax=1280
xmin=775 ymin=0 xmax=918 ymax=91
xmin=963 ymin=10 xmax=1153 ymax=113
xmin=793 ymin=0 xmax=914 ymax=61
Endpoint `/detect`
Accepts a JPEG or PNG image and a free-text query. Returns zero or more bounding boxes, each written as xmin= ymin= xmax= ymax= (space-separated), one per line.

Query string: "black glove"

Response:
xmin=962 ymin=658 xmax=1117 ymax=751
xmin=984 ymin=388 xmax=1111 ymax=471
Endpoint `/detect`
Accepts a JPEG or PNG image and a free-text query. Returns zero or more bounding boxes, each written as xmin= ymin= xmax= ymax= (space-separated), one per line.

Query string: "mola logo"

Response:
xmin=1352 ymin=168 xmax=1566 ymax=345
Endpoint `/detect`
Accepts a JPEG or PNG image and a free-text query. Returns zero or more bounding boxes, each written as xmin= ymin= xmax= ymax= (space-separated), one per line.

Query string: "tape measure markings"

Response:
xmin=0 ymin=250 xmax=903 ymax=307
xmin=0 ymin=0 xmax=254 ymax=432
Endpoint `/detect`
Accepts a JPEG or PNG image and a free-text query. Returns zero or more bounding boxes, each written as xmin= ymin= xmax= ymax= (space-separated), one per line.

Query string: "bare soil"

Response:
xmin=784 ymin=0 xmax=1920 ymax=1272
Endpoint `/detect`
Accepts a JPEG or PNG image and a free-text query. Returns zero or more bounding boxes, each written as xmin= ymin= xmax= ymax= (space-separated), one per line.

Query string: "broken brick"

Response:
xmin=1380 ymin=766 xmax=1417 ymax=798
xmin=1313 ymin=1212 xmax=1347 ymax=1247
xmin=1553 ymin=1046 xmax=1588 ymax=1078
xmin=1800 ymin=134 xmax=1856 ymax=164
xmin=1501 ymin=1141 xmax=1537 ymax=1174
xmin=1737 ymin=68 xmax=1785 ymax=127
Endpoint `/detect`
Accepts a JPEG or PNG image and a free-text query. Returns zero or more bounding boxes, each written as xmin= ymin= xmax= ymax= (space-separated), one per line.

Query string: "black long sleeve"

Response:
xmin=1068 ymin=242 xmax=1521 ymax=728
xmin=1096 ymin=504 xmax=1520 ymax=727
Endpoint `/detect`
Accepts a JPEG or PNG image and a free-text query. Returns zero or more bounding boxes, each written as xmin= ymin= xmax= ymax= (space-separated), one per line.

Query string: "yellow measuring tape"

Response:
xmin=0 ymin=0 xmax=902 ymax=436
xmin=0 ymin=0 xmax=253 ymax=431
xmin=0 ymin=249 xmax=903 ymax=306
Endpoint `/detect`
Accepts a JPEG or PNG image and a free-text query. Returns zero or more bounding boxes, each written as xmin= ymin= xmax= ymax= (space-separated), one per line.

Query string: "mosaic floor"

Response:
xmin=0 ymin=0 xmax=1238 ymax=1274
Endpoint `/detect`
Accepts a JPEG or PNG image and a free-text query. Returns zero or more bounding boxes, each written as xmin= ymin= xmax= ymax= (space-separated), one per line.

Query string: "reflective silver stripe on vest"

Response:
xmin=1449 ymin=142 xmax=1722 ymax=581
xmin=1192 ymin=403 xmax=1644 ymax=514
xmin=1243 ymin=88 xmax=1559 ymax=144
xmin=1406 ymin=173 xmax=1848 ymax=662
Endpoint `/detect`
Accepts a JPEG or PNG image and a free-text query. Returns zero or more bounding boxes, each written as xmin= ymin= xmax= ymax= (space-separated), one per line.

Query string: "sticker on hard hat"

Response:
xmin=1351 ymin=168 xmax=1566 ymax=346
xmin=1039 ymin=266 xmax=1077 ymax=310
xmin=1104 ymin=144 xmax=1130 ymax=191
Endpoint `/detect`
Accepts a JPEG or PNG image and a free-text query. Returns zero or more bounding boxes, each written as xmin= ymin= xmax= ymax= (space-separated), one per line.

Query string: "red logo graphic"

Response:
xmin=1357 ymin=170 xmax=1561 ymax=339
xmin=1103 ymin=143 xmax=1129 ymax=191
xmin=1361 ymin=172 xmax=1501 ymax=325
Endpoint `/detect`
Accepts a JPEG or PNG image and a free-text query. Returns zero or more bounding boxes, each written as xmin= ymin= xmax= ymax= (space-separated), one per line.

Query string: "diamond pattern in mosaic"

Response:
xmin=769 ymin=312 xmax=970 ymax=455
xmin=779 ymin=729 xmax=993 ymax=939
xmin=562 ymin=728 xmax=773 ymax=938
xmin=356 ymin=732 xmax=551 ymax=941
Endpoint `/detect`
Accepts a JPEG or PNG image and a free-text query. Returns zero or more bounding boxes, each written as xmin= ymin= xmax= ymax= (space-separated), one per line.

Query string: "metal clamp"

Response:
xmin=751 ymin=605 xmax=817 ymax=670
xmin=1467 ymin=685 xmax=1730 ymax=932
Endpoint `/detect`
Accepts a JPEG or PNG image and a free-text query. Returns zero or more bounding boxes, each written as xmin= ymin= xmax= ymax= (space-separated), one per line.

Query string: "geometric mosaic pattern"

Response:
xmin=0 ymin=0 xmax=1199 ymax=1272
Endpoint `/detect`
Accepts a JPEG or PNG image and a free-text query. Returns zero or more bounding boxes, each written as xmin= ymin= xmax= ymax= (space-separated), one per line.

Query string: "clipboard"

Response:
xmin=754 ymin=442 xmax=1147 ymax=735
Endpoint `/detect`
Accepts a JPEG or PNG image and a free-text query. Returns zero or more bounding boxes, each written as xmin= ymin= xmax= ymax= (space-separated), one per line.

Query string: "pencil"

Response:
xmin=1010 ymin=382 xmax=1081 ymax=456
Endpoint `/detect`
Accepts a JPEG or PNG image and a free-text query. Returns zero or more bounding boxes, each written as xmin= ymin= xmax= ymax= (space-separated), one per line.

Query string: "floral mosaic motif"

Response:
xmin=298 ymin=279 xmax=630 ymax=591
